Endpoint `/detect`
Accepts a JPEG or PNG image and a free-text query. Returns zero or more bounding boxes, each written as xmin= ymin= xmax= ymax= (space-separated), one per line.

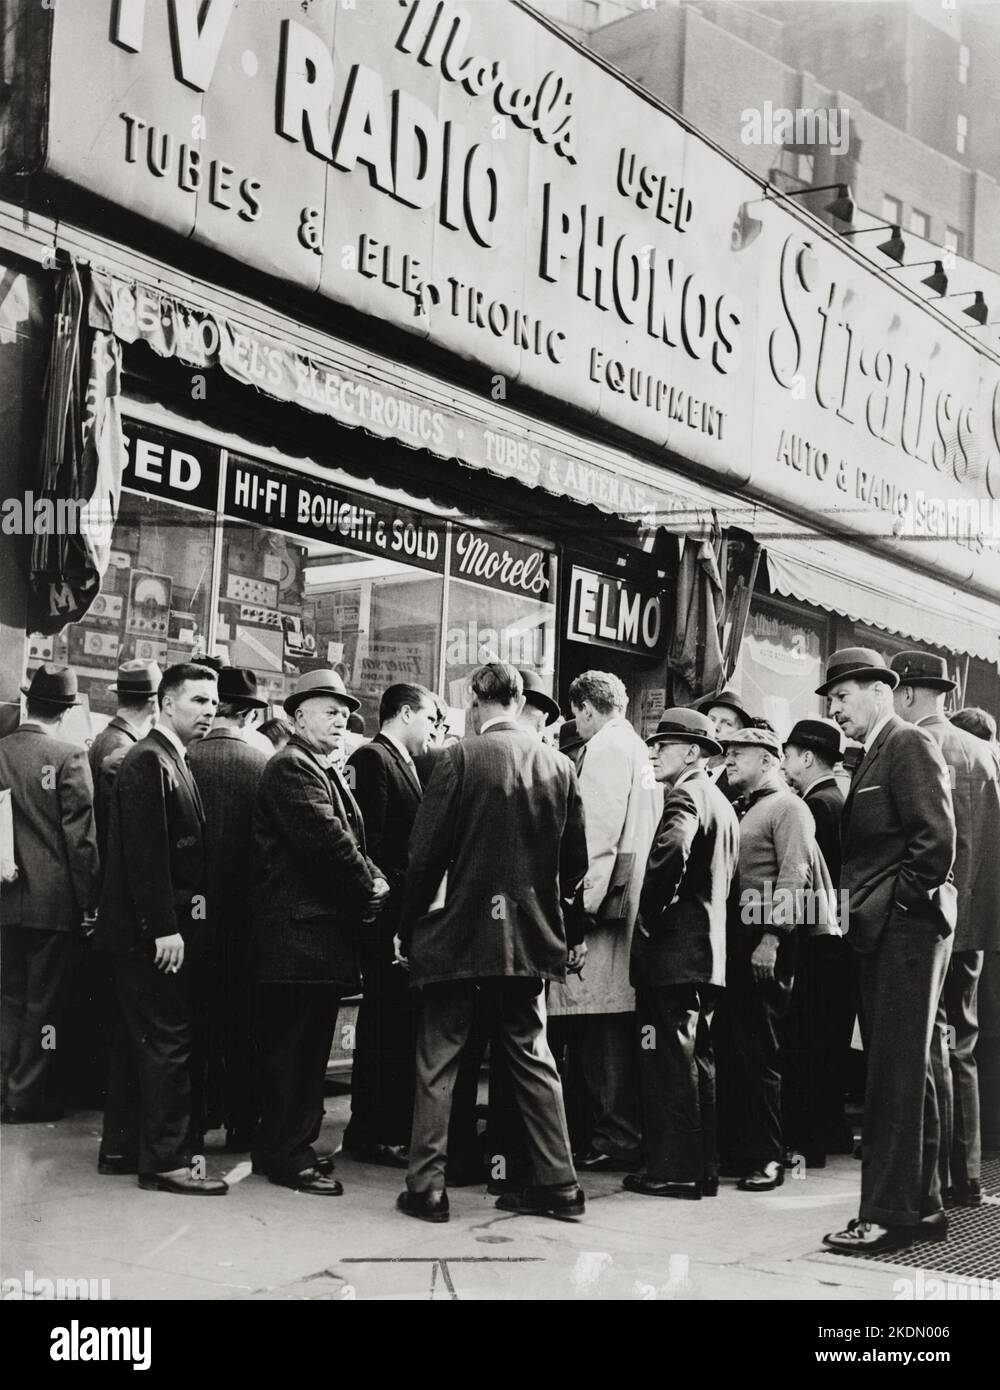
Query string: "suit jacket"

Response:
xmin=399 ymin=722 xmax=588 ymax=989
xmin=88 ymin=716 xmax=140 ymax=860
xmin=95 ymin=728 xmax=207 ymax=955
xmin=803 ymin=775 xmax=844 ymax=888
xmin=917 ymin=713 xmax=1000 ymax=953
xmin=840 ymin=715 xmax=956 ymax=955
xmin=548 ymin=715 xmax=662 ymax=1015
xmin=0 ymin=725 xmax=100 ymax=932
xmin=188 ymin=727 xmax=268 ymax=926
xmin=631 ymin=768 xmax=739 ymax=989
xmin=347 ymin=732 xmax=422 ymax=906
xmin=251 ymin=734 xmax=381 ymax=985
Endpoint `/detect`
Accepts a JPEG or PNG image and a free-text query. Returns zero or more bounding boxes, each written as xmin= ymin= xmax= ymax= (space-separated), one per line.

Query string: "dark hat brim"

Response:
xmin=816 ymin=665 xmax=900 ymax=696
xmin=107 ymin=684 xmax=158 ymax=697
xmin=783 ymin=735 xmax=842 ymax=758
xmin=20 ymin=687 xmax=80 ymax=707
xmin=221 ymin=694 xmax=269 ymax=710
xmin=645 ymin=730 xmax=723 ymax=757
xmin=524 ymin=690 xmax=561 ymax=725
xmin=695 ymin=692 xmax=752 ymax=722
xmin=285 ymin=687 xmax=361 ymax=716
xmin=893 ymin=675 xmax=957 ymax=692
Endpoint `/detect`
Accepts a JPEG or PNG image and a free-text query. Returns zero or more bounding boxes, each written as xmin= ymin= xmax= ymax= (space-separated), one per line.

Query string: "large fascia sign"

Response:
xmin=566 ymin=566 xmax=666 ymax=658
xmin=29 ymin=0 xmax=1000 ymax=598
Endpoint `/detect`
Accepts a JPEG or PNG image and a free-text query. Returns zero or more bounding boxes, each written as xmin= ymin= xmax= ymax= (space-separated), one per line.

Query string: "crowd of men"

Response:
xmin=1 ymin=647 xmax=998 ymax=1246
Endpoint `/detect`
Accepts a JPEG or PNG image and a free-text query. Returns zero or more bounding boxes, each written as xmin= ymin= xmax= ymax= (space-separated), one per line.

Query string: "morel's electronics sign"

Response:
xmin=33 ymin=0 xmax=1000 ymax=595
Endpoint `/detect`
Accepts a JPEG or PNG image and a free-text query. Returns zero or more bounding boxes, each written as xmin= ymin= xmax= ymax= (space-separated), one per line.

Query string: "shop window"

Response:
xmin=733 ymin=601 xmax=826 ymax=737
xmin=27 ymin=491 xmax=215 ymax=749
xmin=443 ymin=527 xmax=557 ymax=733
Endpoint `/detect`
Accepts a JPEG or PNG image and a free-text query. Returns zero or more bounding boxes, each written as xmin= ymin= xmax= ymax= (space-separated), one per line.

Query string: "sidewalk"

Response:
xmin=0 ymin=1095 xmax=958 ymax=1301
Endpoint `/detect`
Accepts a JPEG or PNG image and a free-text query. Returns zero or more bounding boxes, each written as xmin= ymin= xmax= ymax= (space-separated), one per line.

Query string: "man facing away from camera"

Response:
xmin=395 ymin=662 xmax=588 ymax=1224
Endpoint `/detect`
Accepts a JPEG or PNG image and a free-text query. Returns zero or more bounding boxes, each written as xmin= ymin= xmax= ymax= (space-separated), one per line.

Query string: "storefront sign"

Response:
xmin=450 ymin=527 xmax=552 ymax=600
xmin=566 ymin=566 xmax=665 ymax=656
xmin=25 ymin=2 xmax=1000 ymax=596
xmin=223 ymin=455 xmax=445 ymax=573
xmin=123 ymin=420 xmax=219 ymax=511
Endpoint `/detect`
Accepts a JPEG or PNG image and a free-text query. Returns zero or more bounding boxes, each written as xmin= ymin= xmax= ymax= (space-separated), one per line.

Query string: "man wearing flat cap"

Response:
xmin=891 ymin=651 xmax=1000 ymax=1210
xmin=720 ymin=722 xmax=832 ymax=1191
xmin=251 ymin=669 xmax=389 ymax=1195
xmin=818 ymin=649 xmax=956 ymax=1253
xmin=188 ymin=668 xmax=270 ymax=1151
xmin=0 ymin=666 xmax=100 ymax=1122
xmin=781 ymin=718 xmax=853 ymax=1164
xmin=624 ymin=710 xmax=739 ymax=1200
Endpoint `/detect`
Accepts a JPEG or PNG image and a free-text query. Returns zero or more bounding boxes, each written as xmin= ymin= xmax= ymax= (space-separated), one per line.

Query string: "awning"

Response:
xmin=766 ymin=537 xmax=1000 ymax=666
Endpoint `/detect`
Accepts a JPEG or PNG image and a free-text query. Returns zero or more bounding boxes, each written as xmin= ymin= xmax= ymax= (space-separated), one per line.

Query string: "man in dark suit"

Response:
xmin=88 ymin=662 xmax=161 ymax=856
xmin=891 ymin=651 xmax=1000 ymax=1208
xmin=343 ymin=682 xmax=437 ymax=1168
xmin=395 ymin=662 xmax=589 ymax=1224
xmin=818 ymin=649 xmax=956 ymax=1253
xmin=0 ymin=666 xmax=100 ymax=1123
xmin=96 ymin=662 xmax=227 ymax=1195
xmin=251 ymin=669 xmax=388 ymax=1195
xmin=782 ymin=718 xmax=854 ymax=1163
xmin=625 ymin=709 xmax=739 ymax=1200
xmin=188 ymin=667 xmax=269 ymax=1151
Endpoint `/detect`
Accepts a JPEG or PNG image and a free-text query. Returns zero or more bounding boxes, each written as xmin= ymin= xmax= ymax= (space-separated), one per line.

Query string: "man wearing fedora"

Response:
xmin=0 ymin=666 xmax=100 ymax=1123
xmin=720 ymin=724 xmax=827 ymax=1191
xmin=818 ymin=648 xmax=956 ymax=1253
xmin=342 ymin=682 xmax=438 ymax=1169
xmin=188 ymin=668 xmax=270 ymax=1151
xmin=252 ymin=669 xmax=389 ymax=1194
xmin=96 ymin=661 xmax=228 ymax=1194
xmin=88 ymin=661 xmax=161 ymax=856
xmin=890 ymin=650 xmax=1000 ymax=1210
xmin=697 ymin=690 xmax=754 ymax=804
xmin=781 ymin=718 xmax=854 ymax=1164
xmin=624 ymin=709 xmax=739 ymax=1200
xmin=517 ymin=669 xmax=562 ymax=739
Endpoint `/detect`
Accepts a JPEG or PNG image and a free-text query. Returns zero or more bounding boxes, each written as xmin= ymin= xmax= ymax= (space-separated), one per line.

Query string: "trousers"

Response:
xmin=255 ymin=983 xmax=341 ymax=1180
xmin=635 ymin=983 xmax=721 ymax=1183
xmin=1 ymin=926 xmax=79 ymax=1112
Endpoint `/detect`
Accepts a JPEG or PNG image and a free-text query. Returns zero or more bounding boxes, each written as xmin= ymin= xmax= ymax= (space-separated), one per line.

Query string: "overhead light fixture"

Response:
xmin=841 ymin=222 xmax=906 ymax=264
xmin=887 ymin=259 xmax=949 ymax=296
xmin=943 ymin=289 xmax=989 ymax=326
xmin=775 ymin=182 xmax=855 ymax=222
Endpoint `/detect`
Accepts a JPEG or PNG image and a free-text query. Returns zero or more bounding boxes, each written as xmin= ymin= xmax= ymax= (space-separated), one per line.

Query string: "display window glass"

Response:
xmin=734 ymin=600 xmax=827 ymax=736
xmin=26 ymin=490 xmax=215 ymax=747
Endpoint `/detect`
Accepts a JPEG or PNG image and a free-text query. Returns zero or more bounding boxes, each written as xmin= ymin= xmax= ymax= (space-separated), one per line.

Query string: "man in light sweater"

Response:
xmin=721 ymin=724 xmax=822 ymax=1192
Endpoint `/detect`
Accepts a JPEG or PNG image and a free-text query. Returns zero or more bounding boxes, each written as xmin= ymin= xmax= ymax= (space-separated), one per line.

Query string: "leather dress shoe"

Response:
xmin=345 ymin=1141 xmax=409 ymax=1170
xmin=918 ymin=1211 xmax=949 ymax=1240
xmin=2 ymin=1104 xmax=63 ymax=1124
xmin=738 ymin=1162 xmax=785 ymax=1192
xmin=622 ymin=1174 xmax=700 ymax=1200
xmin=269 ymin=1167 xmax=343 ymax=1195
xmin=945 ymin=1180 xmax=982 ymax=1209
xmin=138 ymin=1170 xmax=228 ymax=1195
xmin=98 ymin=1153 xmax=138 ymax=1176
xmin=823 ymin=1219 xmax=921 ymax=1254
xmin=397 ymin=1189 xmax=450 ymax=1223
xmin=495 ymin=1183 xmax=586 ymax=1220
xmin=576 ymin=1149 xmax=639 ymax=1174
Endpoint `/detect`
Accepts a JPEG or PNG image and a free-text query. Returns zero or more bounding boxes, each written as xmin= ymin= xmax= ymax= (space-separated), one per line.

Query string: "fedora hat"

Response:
xmin=890 ymin=651 xmax=956 ymax=693
xmin=784 ymin=717 xmax=844 ymax=762
xmin=696 ymin=689 xmax=753 ymax=724
xmin=108 ymin=659 xmax=162 ymax=698
xmin=519 ymin=669 xmax=560 ymax=726
xmin=218 ymin=666 xmax=268 ymax=710
xmin=284 ymin=668 xmax=360 ymax=717
xmin=558 ymin=718 xmax=584 ymax=755
xmin=645 ymin=708 xmax=723 ymax=757
xmin=21 ymin=663 xmax=80 ymax=708
xmin=720 ymin=726 xmax=784 ymax=757
xmin=816 ymin=647 xmax=900 ymax=696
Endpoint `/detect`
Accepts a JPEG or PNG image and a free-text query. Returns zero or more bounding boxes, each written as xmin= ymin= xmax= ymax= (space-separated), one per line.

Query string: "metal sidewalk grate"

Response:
xmin=823 ymin=1203 xmax=1000 ymax=1280
xmin=980 ymin=1152 xmax=1000 ymax=1199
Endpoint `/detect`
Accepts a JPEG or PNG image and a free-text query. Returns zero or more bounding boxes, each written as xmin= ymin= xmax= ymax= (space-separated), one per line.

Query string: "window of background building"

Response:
xmin=959 ymin=44 xmax=970 ymax=85
xmin=957 ymin=114 xmax=968 ymax=154
xmin=732 ymin=599 xmax=828 ymax=737
xmin=944 ymin=226 xmax=964 ymax=257
xmin=882 ymin=193 xmax=903 ymax=225
xmin=27 ymin=491 xmax=215 ymax=747
xmin=910 ymin=208 xmax=930 ymax=240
